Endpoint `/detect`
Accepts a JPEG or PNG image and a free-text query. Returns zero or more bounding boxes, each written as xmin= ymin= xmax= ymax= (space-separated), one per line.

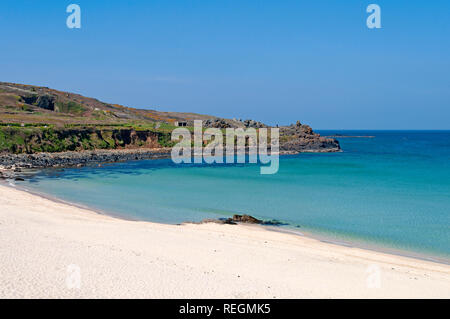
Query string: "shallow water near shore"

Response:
xmin=17 ymin=131 xmax=450 ymax=261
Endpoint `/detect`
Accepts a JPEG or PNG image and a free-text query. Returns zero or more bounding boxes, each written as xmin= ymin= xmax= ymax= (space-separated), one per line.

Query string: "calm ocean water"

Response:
xmin=18 ymin=131 xmax=450 ymax=260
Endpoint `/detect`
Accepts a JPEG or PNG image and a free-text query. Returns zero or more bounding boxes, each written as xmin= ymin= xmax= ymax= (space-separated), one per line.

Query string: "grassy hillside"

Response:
xmin=0 ymin=82 xmax=216 ymax=127
xmin=0 ymin=82 xmax=340 ymax=155
xmin=0 ymin=82 xmax=212 ymax=154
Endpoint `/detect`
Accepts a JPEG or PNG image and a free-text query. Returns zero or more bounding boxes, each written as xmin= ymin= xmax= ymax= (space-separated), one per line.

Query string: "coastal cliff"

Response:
xmin=0 ymin=126 xmax=168 ymax=154
xmin=0 ymin=82 xmax=340 ymax=168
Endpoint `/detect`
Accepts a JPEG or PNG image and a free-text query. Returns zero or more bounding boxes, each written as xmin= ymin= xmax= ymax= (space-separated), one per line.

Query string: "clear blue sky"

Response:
xmin=1 ymin=1 xmax=449 ymax=129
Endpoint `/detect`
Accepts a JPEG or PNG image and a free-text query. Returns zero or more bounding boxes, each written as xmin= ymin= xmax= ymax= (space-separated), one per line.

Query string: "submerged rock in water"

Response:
xmin=197 ymin=218 xmax=237 ymax=225
xmin=261 ymin=219 xmax=288 ymax=226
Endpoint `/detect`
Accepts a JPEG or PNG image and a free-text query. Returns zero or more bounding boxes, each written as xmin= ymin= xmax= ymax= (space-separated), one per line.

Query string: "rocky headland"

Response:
xmin=0 ymin=82 xmax=340 ymax=171
xmin=279 ymin=121 xmax=340 ymax=153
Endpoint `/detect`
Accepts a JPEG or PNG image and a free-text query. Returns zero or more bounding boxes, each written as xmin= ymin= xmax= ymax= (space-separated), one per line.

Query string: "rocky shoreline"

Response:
xmin=0 ymin=144 xmax=341 ymax=172
xmin=0 ymin=148 xmax=172 ymax=170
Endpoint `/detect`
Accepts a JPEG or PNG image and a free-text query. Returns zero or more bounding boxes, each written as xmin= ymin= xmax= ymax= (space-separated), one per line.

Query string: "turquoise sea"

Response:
xmin=18 ymin=131 xmax=450 ymax=261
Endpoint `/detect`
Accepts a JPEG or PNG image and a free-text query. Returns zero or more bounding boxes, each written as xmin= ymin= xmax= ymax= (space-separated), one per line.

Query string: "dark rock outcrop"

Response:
xmin=280 ymin=122 xmax=340 ymax=153
xmin=198 ymin=215 xmax=262 ymax=225
xmin=35 ymin=95 xmax=56 ymax=111
xmin=17 ymin=93 xmax=56 ymax=111
xmin=242 ymin=119 xmax=266 ymax=129
xmin=204 ymin=118 xmax=234 ymax=129
xmin=198 ymin=214 xmax=289 ymax=227
xmin=0 ymin=148 xmax=171 ymax=169
xmin=231 ymin=214 xmax=262 ymax=224
xmin=203 ymin=118 xmax=267 ymax=129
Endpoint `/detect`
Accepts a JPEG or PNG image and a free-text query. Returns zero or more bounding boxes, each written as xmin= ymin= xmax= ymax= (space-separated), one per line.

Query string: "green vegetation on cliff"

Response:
xmin=0 ymin=82 xmax=201 ymax=153
xmin=0 ymin=82 xmax=340 ymax=155
xmin=55 ymin=101 xmax=86 ymax=115
xmin=0 ymin=125 xmax=171 ymax=154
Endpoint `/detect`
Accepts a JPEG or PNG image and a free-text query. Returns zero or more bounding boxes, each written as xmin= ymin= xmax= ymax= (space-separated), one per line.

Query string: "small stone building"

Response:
xmin=174 ymin=121 xmax=188 ymax=127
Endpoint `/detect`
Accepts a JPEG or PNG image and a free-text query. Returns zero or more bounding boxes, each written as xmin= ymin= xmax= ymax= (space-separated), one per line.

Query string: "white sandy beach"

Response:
xmin=0 ymin=184 xmax=449 ymax=299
